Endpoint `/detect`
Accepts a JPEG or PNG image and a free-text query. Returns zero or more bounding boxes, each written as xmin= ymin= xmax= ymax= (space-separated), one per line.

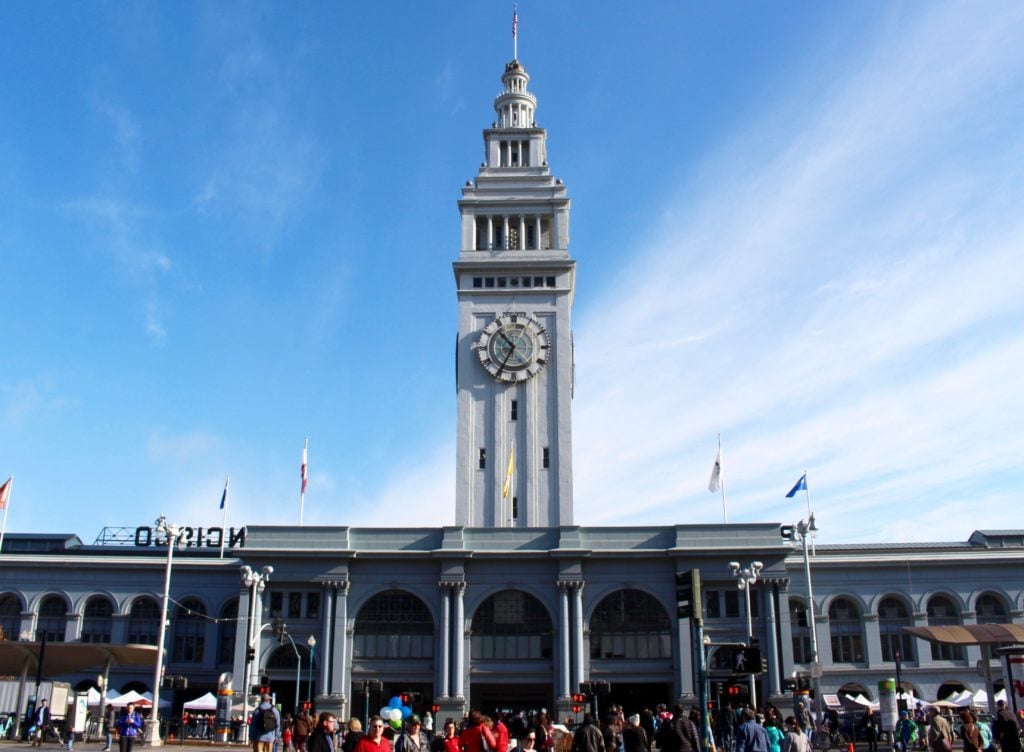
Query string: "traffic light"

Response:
xmin=579 ymin=681 xmax=592 ymax=694
xmin=780 ymin=525 xmax=795 ymax=540
xmin=713 ymin=682 xmax=723 ymax=696
xmin=724 ymin=646 xmax=763 ymax=674
xmin=246 ymin=647 xmax=256 ymax=663
xmin=727 ymin=685 xmax=741 ymax=696
xmin=571 ymin=694 xmax=586 ymax=704
xmin=592 ymin=681 xmax=611 ymax=696
xmin=675 ymin=569 xmax=702 ymax=619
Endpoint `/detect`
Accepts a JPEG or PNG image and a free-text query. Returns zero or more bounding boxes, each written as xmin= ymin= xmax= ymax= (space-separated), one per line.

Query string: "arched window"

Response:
xmin=789 ymin=597 xmax=813 ymax=664
xmin=353 ymin=590 xmax=433 ymax=659
xmin=976 ymin=594 xmax=1008 ymax=625
xmin=217 ymin=600 xmax=238 ymax=666
xmin=471 ymin=590 xmax=553 ymax=660
xmin=37 ymin=595 xmax=68 ymax=642
xmin=828 ymin=597 xmax=864 ymax=664
xmin=267 ymin=643 xmax=312 ymax=670
xmin=0 ymin=594 xmax=22 ymax=641
xmin=81 ymin=597 xmax=114 ymax=644
xmin=171 ymin=598 xmax=207 ymax=663
xmin=878 ymin=596 xmax=916 ymax=662
xmin=589 ymin=589 xmax=671 ymax=660
xmin=927 ymin=595 xmax=964 ymax=661
xmin=127 ymin=597 xmax=160 ymax=645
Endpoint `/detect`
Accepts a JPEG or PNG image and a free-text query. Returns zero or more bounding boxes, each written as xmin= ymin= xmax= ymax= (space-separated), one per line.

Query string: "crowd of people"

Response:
xmin=244 ymin=695 xmax=1024 ymax=752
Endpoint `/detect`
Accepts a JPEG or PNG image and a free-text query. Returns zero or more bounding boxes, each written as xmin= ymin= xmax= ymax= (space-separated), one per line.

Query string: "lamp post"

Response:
xmin=729 ymin=560 xmax=764 ymax=710
xmin=240 ymin=564 xmax=273 ymax=744
xmin=273 ymin=620 xmax=302 ymax=714
xmin=148 ymin=516 xmax=186 ymax=746
xmin=306 ymin=635 xmax=316 ymax=709
xmin=794 ymin=515 xmax=821 ymax=726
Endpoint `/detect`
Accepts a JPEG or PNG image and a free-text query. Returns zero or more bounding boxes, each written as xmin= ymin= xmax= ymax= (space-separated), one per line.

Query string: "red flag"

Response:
xmin=0 ymin=477 xmax=10 ymax=509
xmin=301 ymin=441 xmax=308 ymax=495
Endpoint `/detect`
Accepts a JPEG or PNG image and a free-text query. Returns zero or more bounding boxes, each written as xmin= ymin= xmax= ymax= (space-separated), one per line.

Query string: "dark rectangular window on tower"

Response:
xmin=511 ymin=400 xmax=518 ymax=420
xmin=479 ymin=449 xmax=486 ymax=469
xmin=542 ymin=447 xmax=549 ymax=469
xmin=512 ymin=496 xmax=519 ymax=520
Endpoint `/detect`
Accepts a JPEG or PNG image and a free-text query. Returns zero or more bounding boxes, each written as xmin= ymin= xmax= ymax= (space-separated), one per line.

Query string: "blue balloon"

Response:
xmin=401 ymin=706 xmax=412 ymax=719
xmin=389 ymin=696 xmax=402 ymax=709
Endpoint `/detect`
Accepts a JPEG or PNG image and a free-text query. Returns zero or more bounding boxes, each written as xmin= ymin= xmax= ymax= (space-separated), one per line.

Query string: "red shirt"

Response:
xmin=357 ymin=736 xmax=393 ymax=752
xmin=460 ymin=724 xmax=497 ymax=752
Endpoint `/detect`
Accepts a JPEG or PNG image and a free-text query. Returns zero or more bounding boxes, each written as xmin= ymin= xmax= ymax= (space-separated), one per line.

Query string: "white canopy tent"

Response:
xmin=86 ymin=687 xmax=122 ymax=706
xmin=183 ymin=692 xmax=217 ymax=711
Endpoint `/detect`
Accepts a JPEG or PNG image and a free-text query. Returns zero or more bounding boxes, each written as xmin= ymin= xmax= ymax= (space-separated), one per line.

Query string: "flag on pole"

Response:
xmin=502 ymin=444 xmax=515 ymax=499
xmin=219 ymin=477 xmax=229 ymax=510
xmin=0 ymin=477 xmax=10 ymax=509
xmin=512 ymin=7 xmax=518 ymax=40
xmin=708 ymin=443 xmax=723 ymax=493
xmin=786 ymin=473 xmax=808 ymax=498
xmin=301 ymin=439 xmax=308 ymax=494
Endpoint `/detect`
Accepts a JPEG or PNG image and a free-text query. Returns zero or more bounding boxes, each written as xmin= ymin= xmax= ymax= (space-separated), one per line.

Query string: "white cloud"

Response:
xmin=147 ymin=429 xmax=223 ymax=461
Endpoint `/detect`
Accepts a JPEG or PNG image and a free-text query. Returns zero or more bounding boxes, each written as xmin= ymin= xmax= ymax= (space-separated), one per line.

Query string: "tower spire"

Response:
xmin=512 ymin=3 xmax=518 ymax=61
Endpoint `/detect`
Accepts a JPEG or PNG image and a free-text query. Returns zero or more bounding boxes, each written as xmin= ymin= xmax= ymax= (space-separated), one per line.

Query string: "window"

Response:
xmin=289 ymin=593 xmax=302 ymax=620
xmin=542 ymin=448 xmax=549 ymax=469
xmin=473 ymin=277 xmax=483 ymax=288
xmin=546 ymin=276 xmax=556 ymax=287
xmin=307 ymin=592 xmax=320 ymax=619
xmin=511 ymin=400 xmax=518 ymax=421
xmin=976 ymin=593 xmax=1008 ymax=625
xmin=927 ymin=596 xmax=964 ymax=661
xmin=127 ymin=597 xmax=160 ymax=645
xmin=36 ymin=595 xmax=68 ymax=643
xmin=81 ymin=597 xmax=114 ymax=644
xmin=0 ymin=594 xmax=21 ymax=641
xmin=217 ymin=600 xmax=238 ymax=666
xmin=353 ymin=590 xmax=433 ymax=659
xmin=270 ymin=592 xmax=284 ymax=618
xmin=790 ymin=598 xmax=812 ymax=664
xmin=723 ymin=591 xmax=740 ymax=619
xmin=171 ymin=598 xmax=207 ymax=663
xmin=829 ymin=597 xmax=864 ymax=664
xmin=512 ymin=497 xmax=519 ymax=520
xmin=704 ymin=590 xmax=721 ymax=619
xmin=589 ymin=589 xmax=672 ymax=660
xmin=479 ymin=449 xmax=487 ymax=469
xmin=471 ymin=590 xmax=553 ymax=660
xmin=878 ymin=596 xmax=916 ymax=662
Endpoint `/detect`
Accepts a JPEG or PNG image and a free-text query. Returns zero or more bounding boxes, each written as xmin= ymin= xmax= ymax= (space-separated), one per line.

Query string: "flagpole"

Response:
xmin=719 ymin=434 xmax=728 ymax=524
xmin=219 ymin=476 xmax=229 ymax=560
xmin=513 ymin=3 xmax=518 ymax=60
xmin=803 ymin=469 xmax=812 ymax=520
xmin=0 ymin=475 xmax=11 ymax=554
xmin=300 ymin=438 xmax=308 ymax=526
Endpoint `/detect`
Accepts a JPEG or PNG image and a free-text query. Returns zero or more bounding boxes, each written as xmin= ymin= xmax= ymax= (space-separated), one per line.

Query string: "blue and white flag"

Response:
xmin=785 ymin=473 xmax=807 ymax=498
xmin=219 ymin=477 xmax=229 ymax=509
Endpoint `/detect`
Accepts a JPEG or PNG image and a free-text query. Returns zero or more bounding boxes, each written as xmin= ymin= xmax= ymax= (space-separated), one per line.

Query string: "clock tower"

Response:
xmin=454 ymin=58 xmax=575 ymax=528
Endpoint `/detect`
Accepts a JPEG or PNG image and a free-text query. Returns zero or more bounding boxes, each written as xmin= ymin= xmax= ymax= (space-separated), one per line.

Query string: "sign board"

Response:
xmin=822 ymin=694 xmax=841 ymax=708
xmin=878 ymin=679 xmax=898 ymax=732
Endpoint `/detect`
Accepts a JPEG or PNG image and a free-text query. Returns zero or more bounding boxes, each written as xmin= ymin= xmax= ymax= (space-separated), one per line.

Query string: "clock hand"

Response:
xmin=496 ymin=340 xmax=517 ymax=376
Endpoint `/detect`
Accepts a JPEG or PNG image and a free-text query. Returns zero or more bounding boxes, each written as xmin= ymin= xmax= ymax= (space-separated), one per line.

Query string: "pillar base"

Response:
xmin=434 ymin=697 xmax=466 ymax=722
xmin=315 ymin=693 xmax=348 ymax=722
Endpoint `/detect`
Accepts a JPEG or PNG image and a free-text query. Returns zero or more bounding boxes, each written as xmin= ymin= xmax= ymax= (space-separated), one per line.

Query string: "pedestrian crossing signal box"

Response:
xmin=675 ymin=569 xmax=702 ymax=620
xmin=722 ymin=647 xmax=764 ymax=675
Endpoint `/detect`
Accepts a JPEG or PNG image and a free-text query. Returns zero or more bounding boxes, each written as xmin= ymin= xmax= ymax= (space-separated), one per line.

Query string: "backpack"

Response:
xmin=259 ymin=708 xmax=277 ymax=733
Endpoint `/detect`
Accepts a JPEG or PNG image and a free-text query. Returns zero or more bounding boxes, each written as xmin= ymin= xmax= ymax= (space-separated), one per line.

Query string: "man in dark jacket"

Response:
xmin=655 ymin=705 xmax=700 ymax=752
xmin=734 ymin=709 xmax=769 ymax=752
xmin=995 ymin=701 xmax=1022 ymax=752
xmin=572 ymin=714 xmax=606 ymax=752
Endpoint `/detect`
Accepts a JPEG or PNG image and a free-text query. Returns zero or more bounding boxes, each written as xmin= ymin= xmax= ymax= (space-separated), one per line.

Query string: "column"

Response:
xmin=533 ymin=217 xmax=541 ymax=250
xmin=765 ymin=580 xmax=783 ymax=696
xmin=234 ymin=586 xmax=252 ymax=703
xmin=962 ymin=610 xmax=981 ymax=664
xmin=439 ymin=583 xmax=452 ymax=698
xmin=64 ymin=613 xmax=82 ymax=642
xmin=863 ymin=613 xmax=883 ymax=667
xmin=518 ymin=216 xmax=526 ymax=250
xmin=558 ymin=584 xmax=571 ymax=698
xmin=776 ymin=582 xmax=796 ymax=678
xmin=502 ymin=216 xmax=510 ymax=250
xmin=487 ymin=217 xmax=494 ymax=250
xmin=319 ymin=582 xmax=334 ymax=694
xmin=913 ymin=611 xmax=935 ymax=667
xmin=572 ymin=583 xmax=585 ymax=692
xmin=335 ymin=581 xmax=350 ymax=705
xmin=453 ymin=582 xmax=466 ymax=698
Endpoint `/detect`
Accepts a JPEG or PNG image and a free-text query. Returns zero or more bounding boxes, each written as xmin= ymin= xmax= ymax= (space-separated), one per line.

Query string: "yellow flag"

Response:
xmin=502 ymin=444 xmax=515 ymax=499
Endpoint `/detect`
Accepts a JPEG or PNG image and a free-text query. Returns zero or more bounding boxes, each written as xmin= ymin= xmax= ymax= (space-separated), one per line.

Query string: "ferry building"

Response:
xmin=2 ymin=53 xmax=1023 ymax=726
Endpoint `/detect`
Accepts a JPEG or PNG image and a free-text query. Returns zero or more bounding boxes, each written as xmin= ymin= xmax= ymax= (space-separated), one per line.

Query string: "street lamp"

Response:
xmin=306 ymin=635 xmax=316 ymax=709
xmin=273 ymin=620 xmax=302 ymax=714
xmin=149 ymin=516 xmax=186 ymax=746
xmin=794 ymin=514 xmax=821 ymax=726
xmin=729 ymin=560 xmax=764 ymax=709
xmin=240 ymin=564 xmax=273 ymax=744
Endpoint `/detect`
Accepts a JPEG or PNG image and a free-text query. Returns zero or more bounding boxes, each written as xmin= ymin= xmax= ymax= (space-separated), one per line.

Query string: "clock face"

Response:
xmin=475 ymin=314 xmax=549 ymax=382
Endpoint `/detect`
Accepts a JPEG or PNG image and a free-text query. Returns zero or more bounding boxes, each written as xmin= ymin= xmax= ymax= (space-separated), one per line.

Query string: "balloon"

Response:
xmin=390 ymin=719 xmax=402 ymax=730
xmin=401 ymin=706 xmax=412 ymax=719
xmin=389 ymin=708 xmax=403 ymax=722
xmin=389 ymin=696 xmax=402 ymax=709
xmin=380 ymin=706 xmax=393 ymax=719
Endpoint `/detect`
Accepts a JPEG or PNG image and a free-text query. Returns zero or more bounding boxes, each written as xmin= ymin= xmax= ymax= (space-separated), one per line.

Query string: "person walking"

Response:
xmin=459 ymin=711 xmax=496 ymax=752
xmin=765 ymin=718 xmax=784 ymax=752
xmin=396 ymin=716 xmax=430 ymax=752
xmin=31 ymin=699 xmax=51 ymax=747
xmin=926 ymin=708 xmax=953 ymax=752
xmin=117 ymin=703 xmax=144 ymax=752
xmin=894 ymin=711 xmax=919 ymax=752
xmin=357 ymin=716 xmax=394 ymax=752
xmin=655 ymin=705 xmax=700 ymax=752
xmin=102 ymin=704 xmax=114 ymax=752
xmin=958 ymin=711 xmax=982 ymax=752
xmin=995 ymin=701 xmax=1022 ymax=752
xmin=734 ymin=709 xmax=769 ymax=752
xmin=572 ymin=714 xmax=605 ymax=752
xmin=342 ymin=719 xmax=365 ymax=752
xmin=781 ymin=717 xmax=808 ymax=752
xmin=250 ymin=694 xmax=282 ymax=752
xmin=431 ymin=719 xmax=460 ymax=752
xmin=862 ymin=708 xmax=880 ymax=752
xmin=309 ymin=713 xmax=339 ymax=752
xmin=295 ymin=710 xmax=313 ymax=752
xmin=622 ymin=715 xmax=648 ymax=752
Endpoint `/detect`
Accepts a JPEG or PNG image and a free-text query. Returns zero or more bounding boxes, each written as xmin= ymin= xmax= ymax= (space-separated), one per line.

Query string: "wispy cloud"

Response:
xmin=0 ymin=378 xmax=68 ymax=428
xmin=147 ymin=429 xmax=223 ymax=462
xmin=571 ymin=5 xmax=1024 ymax=542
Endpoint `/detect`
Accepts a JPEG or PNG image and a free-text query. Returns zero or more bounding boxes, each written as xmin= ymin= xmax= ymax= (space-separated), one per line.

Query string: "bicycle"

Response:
xmin=813 ymin=726 xmax=852 ymax=752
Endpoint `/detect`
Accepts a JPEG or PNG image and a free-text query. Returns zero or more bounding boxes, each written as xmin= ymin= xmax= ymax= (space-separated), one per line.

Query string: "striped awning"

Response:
xmin=904 ymin=623 xmax=1024 ymax=645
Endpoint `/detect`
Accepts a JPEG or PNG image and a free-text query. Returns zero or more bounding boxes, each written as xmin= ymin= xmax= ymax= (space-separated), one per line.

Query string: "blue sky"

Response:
xmin=2 ymin=2 xmax=1022 ymax=545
